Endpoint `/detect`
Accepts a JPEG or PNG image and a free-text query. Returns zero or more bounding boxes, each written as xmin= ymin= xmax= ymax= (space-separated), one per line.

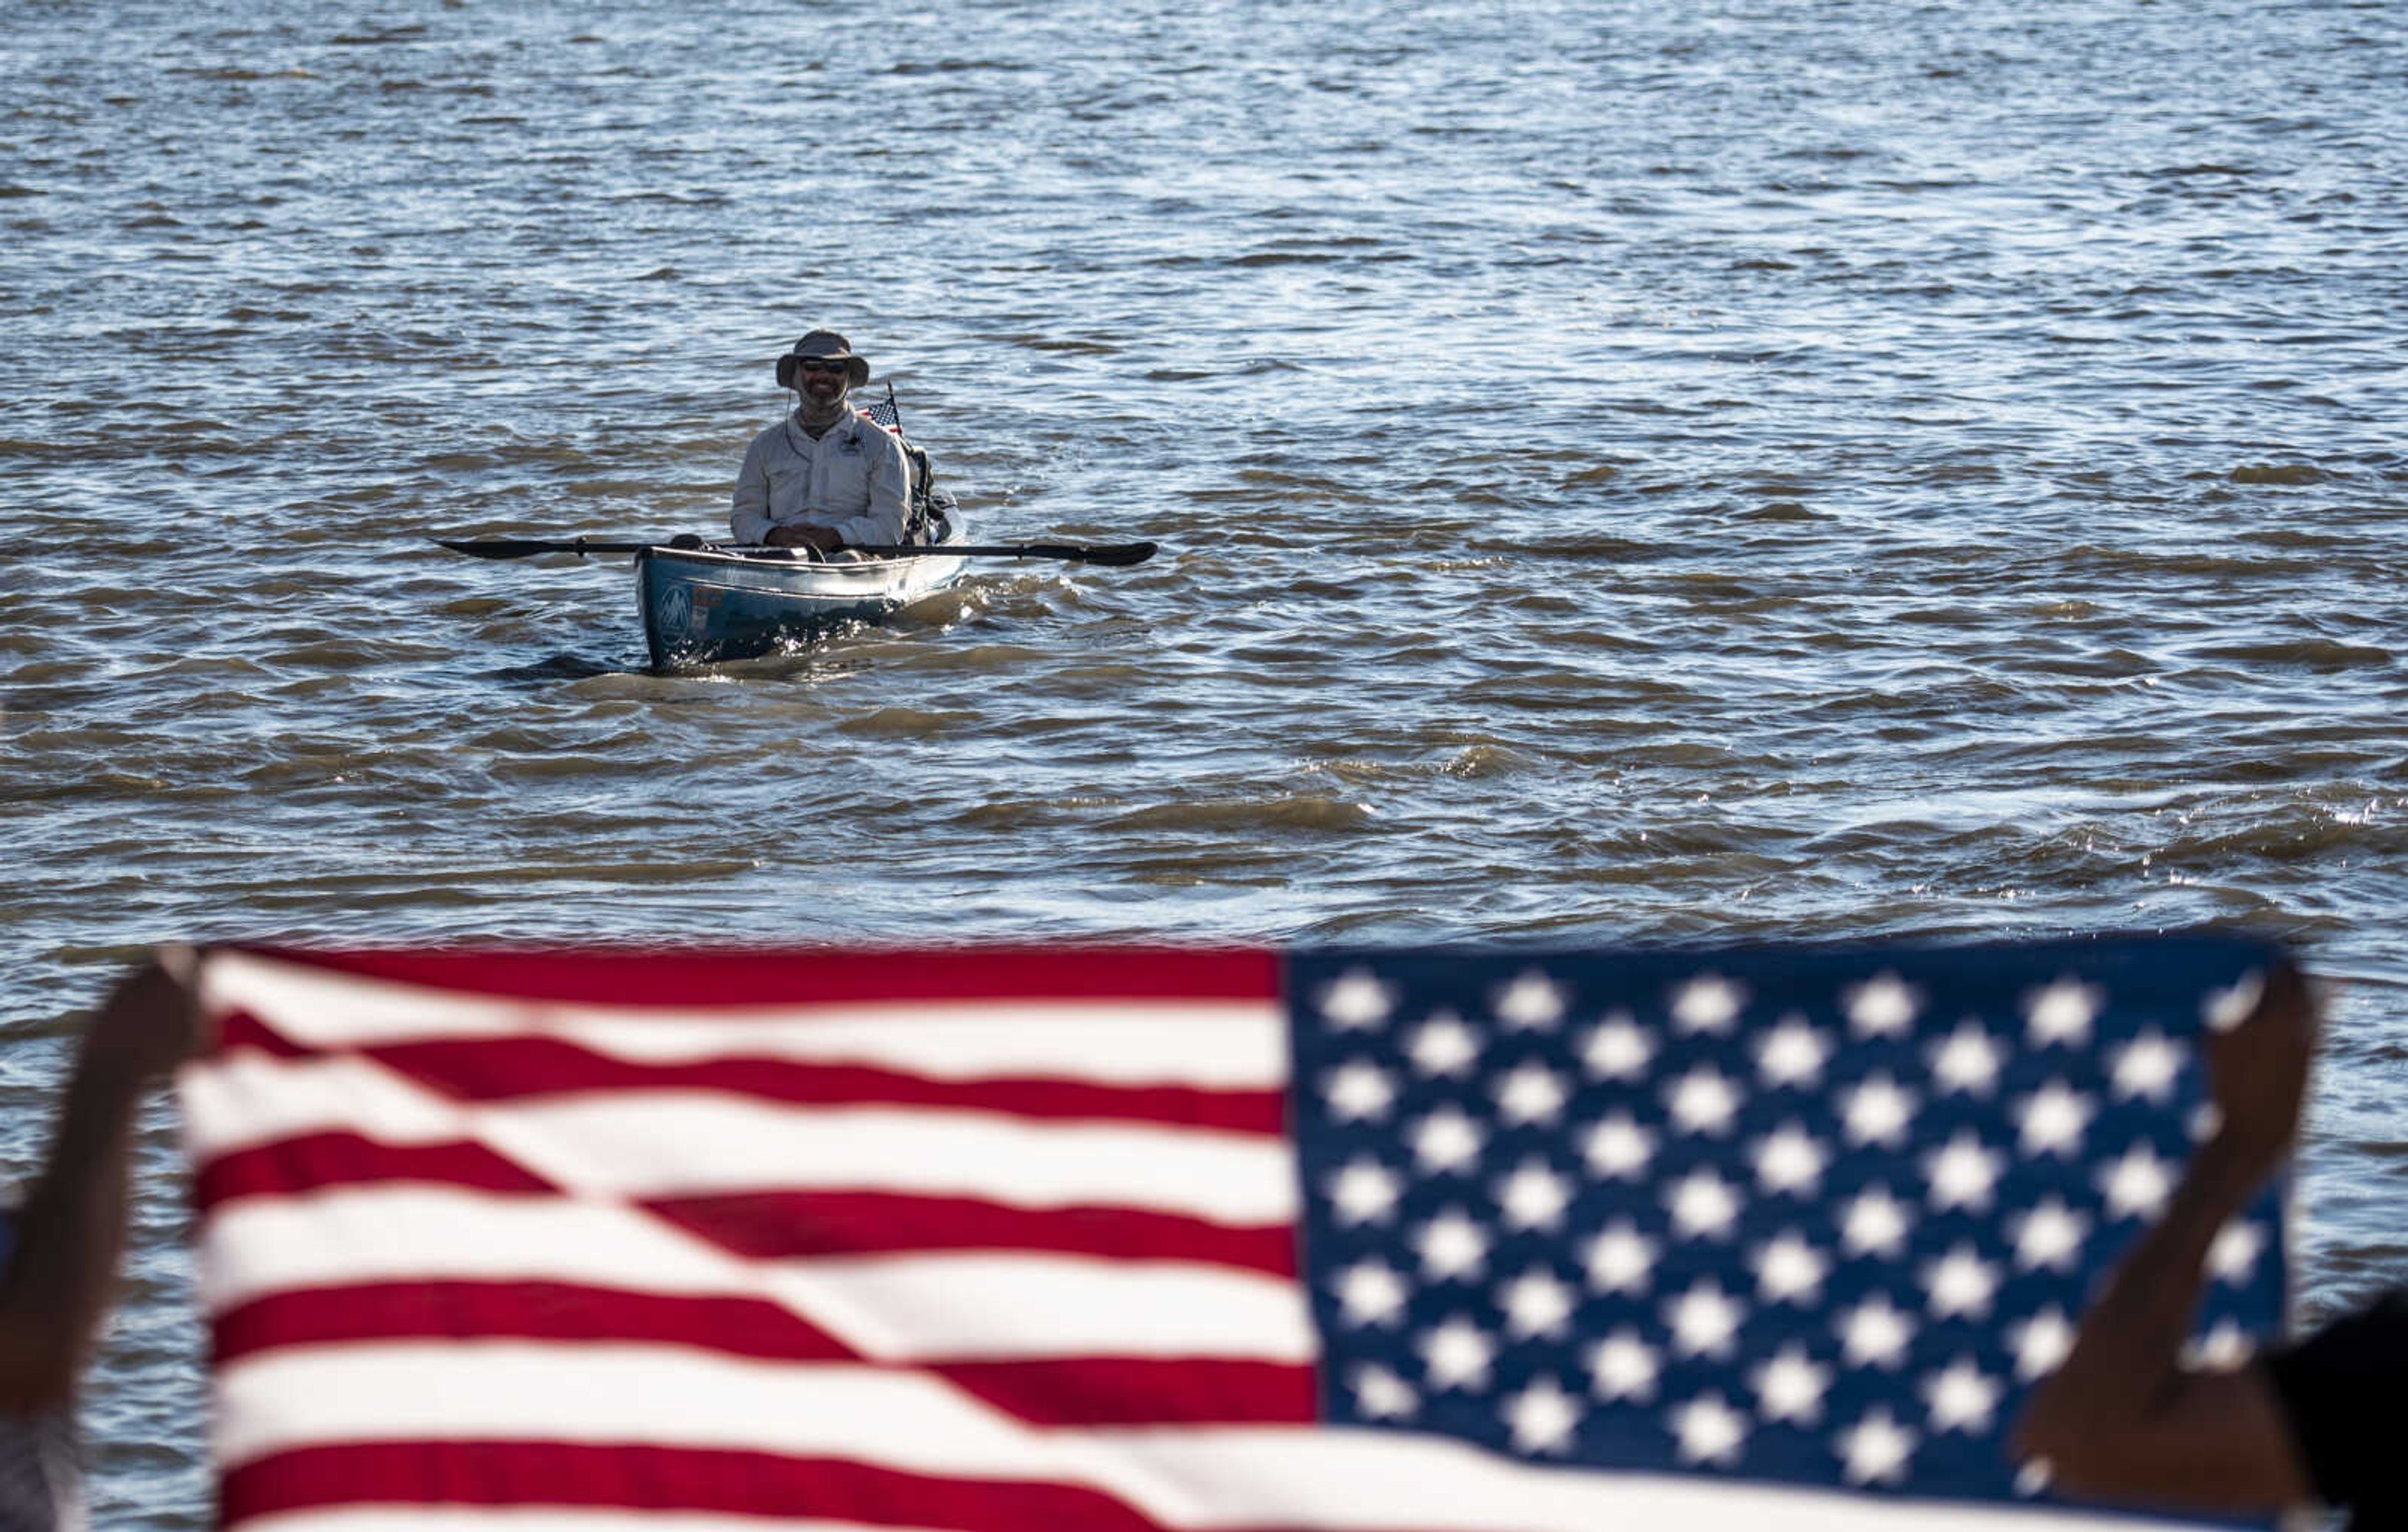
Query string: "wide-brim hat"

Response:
xmin=776 ymin=329 xmax=870 ymax=389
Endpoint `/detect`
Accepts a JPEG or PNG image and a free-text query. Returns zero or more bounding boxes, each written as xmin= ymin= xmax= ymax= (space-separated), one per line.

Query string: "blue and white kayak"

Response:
xmin=634 ymin=513 xmax=971 ymax=670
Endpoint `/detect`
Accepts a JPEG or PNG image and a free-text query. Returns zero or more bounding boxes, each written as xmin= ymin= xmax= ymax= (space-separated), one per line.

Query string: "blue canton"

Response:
xmin=1287 ymin=936 xmax=2286 ymax=1520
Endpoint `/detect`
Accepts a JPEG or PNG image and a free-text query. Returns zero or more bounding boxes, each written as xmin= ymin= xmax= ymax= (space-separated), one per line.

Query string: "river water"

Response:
xmin=3 ymin=1 xmax=2404 ymax=1523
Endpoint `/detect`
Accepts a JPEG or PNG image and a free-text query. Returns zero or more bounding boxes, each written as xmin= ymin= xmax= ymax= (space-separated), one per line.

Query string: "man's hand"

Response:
xmin=75 ymin=957 xmax=201 ymax=1086
xmin=2010 ymin=953 xmax=2320 ymax=1514
xmin=2205 ymin=961 xmax=2315 ymax=1178
xmin=764 ymin=524 xmax=843 ymax=552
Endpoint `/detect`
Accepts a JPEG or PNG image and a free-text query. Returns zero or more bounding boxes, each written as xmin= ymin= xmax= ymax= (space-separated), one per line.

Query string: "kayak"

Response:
xmin=634 ymin=511 xmax=971 ymax=670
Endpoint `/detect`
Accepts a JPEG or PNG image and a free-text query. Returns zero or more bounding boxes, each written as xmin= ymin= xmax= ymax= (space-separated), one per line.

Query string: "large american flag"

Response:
xmin=182 ymin=938 xmax=2286 ymax=1532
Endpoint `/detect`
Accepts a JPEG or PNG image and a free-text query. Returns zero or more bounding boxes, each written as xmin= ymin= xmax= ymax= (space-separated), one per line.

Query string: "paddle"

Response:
xmin=436 ymin=537 xmax=1158 ymax=568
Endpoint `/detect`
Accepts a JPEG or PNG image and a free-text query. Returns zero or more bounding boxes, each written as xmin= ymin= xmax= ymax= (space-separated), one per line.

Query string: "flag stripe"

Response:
xmin=201 ymin=952 xmax=1288 ymax=1087
xmin=932 ymin=1357 xmax=1316 ymax=1427
xmin=641 ymin=1191 xmax=1297 ymax=1276
xmin=233 ymin=1513 xmax=966 ymax=1532
xmin=356 ymin=1036 xmax=1288 ymax=1134
xmin=222 ymin=944 xmax=1284 ymax=1006
xmin=185 ymin=1062 xmax=1297 ymax=1220
xmin=201 ymin=1194 xmax=1314 ymax=1362
xmin=223 ymin=1444 xmax=1170 ymax=1532
xmin=198 ymin=1133 xmax=560 ymax=1208
xmin=211 ymin=1282 xmax=858 ymax=1367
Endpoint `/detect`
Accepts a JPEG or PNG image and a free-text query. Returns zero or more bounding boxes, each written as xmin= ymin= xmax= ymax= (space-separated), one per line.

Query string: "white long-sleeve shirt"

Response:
xmin=729 ymin=410 xmax=912 ymax=547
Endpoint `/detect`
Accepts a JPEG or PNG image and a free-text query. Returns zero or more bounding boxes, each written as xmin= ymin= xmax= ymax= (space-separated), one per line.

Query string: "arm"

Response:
xmin=730 ymin=435 xmax=774 ymax=544
xmin=0 ymin=960 xmax=196 ymax=1413
xmin=2012 ymin=961 xmax=2315 ymax=1512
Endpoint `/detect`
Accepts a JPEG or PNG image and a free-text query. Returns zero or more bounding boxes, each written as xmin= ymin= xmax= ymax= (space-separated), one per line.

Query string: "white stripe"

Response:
xmin=200 ymin=949 xmax=1286 ymax=1087
xmin=182 ymin=1054 xmax=1294 ymax=1222
xmin=199 ymin=1188 xmax=1312 ymax=1364
xmin=216 ymin=1345 xmax=2223 ymax=1532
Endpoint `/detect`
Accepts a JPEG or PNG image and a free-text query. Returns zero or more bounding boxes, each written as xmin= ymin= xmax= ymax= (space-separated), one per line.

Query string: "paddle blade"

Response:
xmin=1043 ymin=541 xmax=1157 ymax=567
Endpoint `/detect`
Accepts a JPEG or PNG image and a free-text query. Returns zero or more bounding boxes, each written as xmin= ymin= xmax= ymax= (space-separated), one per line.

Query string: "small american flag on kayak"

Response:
xmin=182 ymin=938 xmax=2285 ymax=1532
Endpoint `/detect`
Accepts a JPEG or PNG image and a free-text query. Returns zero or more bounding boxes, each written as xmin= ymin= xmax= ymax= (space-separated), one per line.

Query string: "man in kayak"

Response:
xmin=2015 ymin=961 xmax=2400 ymax=1529
xmin=730 ymin=330 xmax=912 ymax=554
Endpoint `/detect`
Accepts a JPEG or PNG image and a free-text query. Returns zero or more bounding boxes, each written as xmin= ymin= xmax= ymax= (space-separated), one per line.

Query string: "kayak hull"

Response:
xmin=634 ymin=519 xmax=969 ymax=670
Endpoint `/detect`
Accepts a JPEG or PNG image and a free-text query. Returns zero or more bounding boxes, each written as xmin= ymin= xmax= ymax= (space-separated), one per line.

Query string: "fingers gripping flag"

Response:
xmin=181 ymin=938 xmax=2286 ymax=1532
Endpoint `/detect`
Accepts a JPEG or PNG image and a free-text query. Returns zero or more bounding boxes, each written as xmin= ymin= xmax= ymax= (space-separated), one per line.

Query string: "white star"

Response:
xmin=1840 ymin=1185 xmax=1914 ymax=1259
xmin=2008 ymin=1307 xmax=2074 ymax=1381
xmin=1840 ymin=1072 xmax=1918 ymax=1148
xmin=1671 ymin=1392 xmax=1749 ymax=1466
xmin=2025 ymin=976 xmax=2103 ymax=1047
xmin=1921 ymin=1244 xmax=2001 ymax=1320
xmin=1753 ymin=1123 xmax=1829 ymax=1196
xmin=2014 ymin=1079 xmax=2095 ymax=1158
xmin=2010 ymin=1197 xmax=2091 ymax=1273
xmin=1495 ymin=1159 xmax=1574 ymax=1232
xmin=1504 ymin=1375 xmax=1583 ymax=1454
xmin=1334 ymin=1259 xmax=1410 ymax=1328
xmin=1752 ymin=1231 xmax=1830 ymax=1305
xmin=1756 ymin=1015 xmax=1831 ymax=1088
xmin=1751 ymin=1344 xmax=1833 ymax=1425
xmin=1844 ymin=972 xmax=1922 ymax=1038
xmin=1665 ymin=1278 xmax=1748 ymax=1359
xmin=1351 ymin=1363 xmax=1418 ymax=1421
xmin=1924 ymin=1131 xmax=2005 ymax=1213
xmin=1328 ymin=1158 xmax=1404 ymax=1226
xmin=1582 ymin=1220 xmax=1658 ymax=1295
xmin=1318 ymin=969 xmax=1397 ymax=1028
xmin=1671 ymin=973 xmax=1747 ymax=1034
xmin=1666 ymin=1064 xmax=1744 ymax=1136
xmin=1588 ymin=1327 xmax=1661 ymax=1402
xmin=1500 ymin=1267 xmax=1579 ymax=1339
xmin=2210 ymin=1220 xmax=2265 ymax=1284
xmin=1580 ymin=1013 xmax=1654 ymax=1079
xmin=1494 ymin=1061 xmax=1569 ymax=1126
xmin=1837 ymin=1292 xmax=1917 ymax=1370
xmin=1407 ymin=1011 xmax=1481 ymax=1078
xmin=2099 ymin=1142 xmax=2175 ymax=1222
xmin=2203 ymin=969 xmax=2265 ymax=1033
xmin=1324 ymin=1060 xmax=1397 ymax=1122
xmin=1415 ymin=1208 xmax=1490 ymax=1282
xmin=2185 ymin=1319 xmax=2254 ymax=1371
xmin=2111 ymin=1029 xmax=2185 ymax=1103
xmin=1494 ymin=971 xmax=1569 ymax=1031
xmin=1667 ymin=1166 xmax=1743 ymax=1240
xmin=1409 ymin=1106 xmax=1486 ymax=1175
xmin=1419 ymin=1317 xmax=1496 ymax=1391
xmin=1582 ymin=1112 xmax=1656 ymax=1180
xmin=1928 ymin=1020 xmax=2005 ymax=1097
xmin=1836 ymin=1406 xmax=1918 ymax=1486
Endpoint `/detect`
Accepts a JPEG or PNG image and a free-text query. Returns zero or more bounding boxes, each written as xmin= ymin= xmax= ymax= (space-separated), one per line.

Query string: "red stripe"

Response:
xmin=361 ymin=1035 xmax=1287 ymax=1135
xmin=216 ymin=1009 xmax=312 ymax=1059
xmin=932 ymin=1356 xmax=1316 ymax=1426
xmin=223 ymin=1443 xmax=1175 ymax=1530
xmin=196 ymin=1133 xmax=558 ymax=1210
xmin=212 ymin=1282 xmax=856 ymax=1367
xmin=233 ymin=943 xmax=1282 ymax=1006
xmin=642 ymin=1190 xmax=1300 ymax=1276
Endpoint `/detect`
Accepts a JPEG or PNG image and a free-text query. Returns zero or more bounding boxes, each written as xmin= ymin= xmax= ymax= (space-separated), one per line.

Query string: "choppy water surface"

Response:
xmin=4 ymin=1 xmax=2406 ymax=1521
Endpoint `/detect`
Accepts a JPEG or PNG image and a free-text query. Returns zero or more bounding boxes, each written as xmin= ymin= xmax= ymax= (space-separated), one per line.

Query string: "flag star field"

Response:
xmin=1287 ymin=939 xmax=2286 ymax=1510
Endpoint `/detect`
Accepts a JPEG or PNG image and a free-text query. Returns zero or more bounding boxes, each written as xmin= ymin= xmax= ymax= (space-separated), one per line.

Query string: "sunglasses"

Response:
xmin=791 ymin=357 xmax=848 ymax=375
